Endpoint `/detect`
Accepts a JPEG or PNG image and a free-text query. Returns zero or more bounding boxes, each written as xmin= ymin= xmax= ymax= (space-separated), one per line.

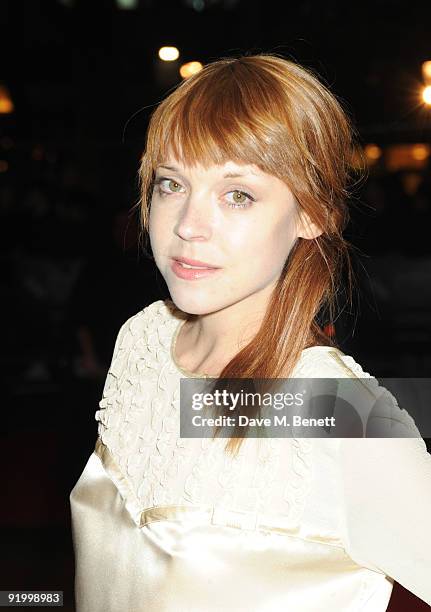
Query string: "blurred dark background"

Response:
xmin=1 ymin=1 xmax=431 ymax=610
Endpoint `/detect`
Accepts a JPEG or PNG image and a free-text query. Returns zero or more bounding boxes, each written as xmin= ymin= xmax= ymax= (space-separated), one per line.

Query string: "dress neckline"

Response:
xmin=169 ymin=316 xmax=337 ymax=379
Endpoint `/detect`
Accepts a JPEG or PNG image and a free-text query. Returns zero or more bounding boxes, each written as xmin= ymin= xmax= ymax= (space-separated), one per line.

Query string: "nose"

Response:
xmin=174 ymin=192 xmax=214 ymax=241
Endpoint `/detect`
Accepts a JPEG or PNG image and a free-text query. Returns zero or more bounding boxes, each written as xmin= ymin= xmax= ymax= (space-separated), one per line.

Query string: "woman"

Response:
xmin=70 ymin=54 xmax=431 ymax=611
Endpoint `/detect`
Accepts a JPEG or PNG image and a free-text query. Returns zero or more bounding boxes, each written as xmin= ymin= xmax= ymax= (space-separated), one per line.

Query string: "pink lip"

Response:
xmin=172 ymin=256 xmax=220 ymax=268
xmin=170 ymin=259 xmax=222 ymax=281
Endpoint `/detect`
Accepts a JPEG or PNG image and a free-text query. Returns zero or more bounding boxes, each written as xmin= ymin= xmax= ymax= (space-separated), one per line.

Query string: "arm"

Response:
xmin=339 ymin=413 xmax=431 ymax=606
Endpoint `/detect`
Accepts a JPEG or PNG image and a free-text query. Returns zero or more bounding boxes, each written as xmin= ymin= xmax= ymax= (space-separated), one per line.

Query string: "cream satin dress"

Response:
xmin=70 ymin=300 xmax=431 ymax=611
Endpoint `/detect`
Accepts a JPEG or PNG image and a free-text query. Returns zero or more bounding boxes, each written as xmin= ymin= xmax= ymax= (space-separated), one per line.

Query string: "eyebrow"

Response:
xmin=156 ymin=164 xmax=256 ymax=179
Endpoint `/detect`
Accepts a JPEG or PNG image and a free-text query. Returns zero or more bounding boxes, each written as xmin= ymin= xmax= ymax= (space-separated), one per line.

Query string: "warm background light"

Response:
xmin=411 ymin=144 xmax=430 ymax=161
xmin=385 ymin=144 xmax=430 ymax=171
xmin=422 ymin=60 xmax=431 ymax=83
xmin=365 ymin=143 xmax=382 ymax=162
xmin=422 ymin=85 xmax=431 ymax=105
xmin=179 ymin=61 xmax=203 ymax=79
xmin=0 ymin=84 xmax=14 ymax=114
xmin=158 ymin=46 xmax=180 ymax=61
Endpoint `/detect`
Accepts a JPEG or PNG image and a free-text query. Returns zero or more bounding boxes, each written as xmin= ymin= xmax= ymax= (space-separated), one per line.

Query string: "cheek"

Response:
xmin=228 ymin=216 xmax=296 ymax=272
xmin=272 ymin=216 xmax=298 ymax=260
xmin=148 ymin=204 xmax=166 ymax=247
xmin=148 ymin=214 xmax=165 ymax=266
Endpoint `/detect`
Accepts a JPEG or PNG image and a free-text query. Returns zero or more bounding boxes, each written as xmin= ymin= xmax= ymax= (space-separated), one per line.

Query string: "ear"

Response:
xmin=296 ymin=209 xmax=324 ymax=240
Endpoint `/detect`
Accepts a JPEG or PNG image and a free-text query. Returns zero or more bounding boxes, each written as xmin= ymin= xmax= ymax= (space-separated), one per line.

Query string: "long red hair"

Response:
xmin=136 ymin=53 xmax=366 ymax=456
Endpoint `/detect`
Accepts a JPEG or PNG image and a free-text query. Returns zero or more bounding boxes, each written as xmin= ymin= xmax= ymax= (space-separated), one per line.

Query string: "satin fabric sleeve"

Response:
xmin=339 ymin=403 xmax=431 ymax=607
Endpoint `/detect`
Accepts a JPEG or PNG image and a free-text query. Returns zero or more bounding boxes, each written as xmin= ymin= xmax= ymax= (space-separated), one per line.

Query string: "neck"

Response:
xmin=174 ymin=289 xmax=273 ymax=376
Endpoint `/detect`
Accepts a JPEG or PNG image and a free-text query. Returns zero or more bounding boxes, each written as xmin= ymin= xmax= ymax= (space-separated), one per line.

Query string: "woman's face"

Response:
xmin=149 ymin=154 xmax=311 ymax=316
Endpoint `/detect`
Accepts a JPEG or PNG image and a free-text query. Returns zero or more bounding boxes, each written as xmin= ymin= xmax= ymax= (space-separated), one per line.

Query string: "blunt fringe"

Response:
xmin=135 ymin=52 xmax=366 ymax=457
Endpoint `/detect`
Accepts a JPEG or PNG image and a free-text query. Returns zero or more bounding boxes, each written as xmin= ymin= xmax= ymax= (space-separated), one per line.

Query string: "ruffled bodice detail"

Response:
xmin=70 ymin=299 xmax=431 ymax=611
xmin=94 ymin=299 xmax=396 ymax=537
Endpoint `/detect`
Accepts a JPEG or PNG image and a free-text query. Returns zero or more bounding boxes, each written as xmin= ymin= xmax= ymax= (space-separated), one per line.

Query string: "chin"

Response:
xmin=167 ymin=288 xmax=226 ymax=317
